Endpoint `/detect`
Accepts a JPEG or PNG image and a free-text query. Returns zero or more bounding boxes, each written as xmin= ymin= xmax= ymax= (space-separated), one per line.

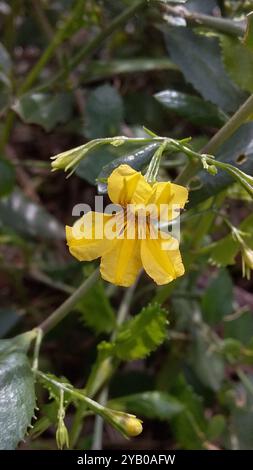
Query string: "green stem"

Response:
xmin=70 ymin=278 xmax=138 ymax=448
xmin=175 ymin=93 xmax=253 ymax=185
xmin=38 ymin=268 xmax=100 ymax=334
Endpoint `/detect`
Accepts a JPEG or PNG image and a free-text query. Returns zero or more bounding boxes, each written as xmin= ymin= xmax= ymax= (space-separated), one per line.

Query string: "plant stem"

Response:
xmin=203 ymin=94 xmax=253 ymax=154
xmin=175 ymin=93 xmax=253 ymax=185
xmin=91 ymin=388 xmax=108 ymax=450
xmin=70 ymin=278 xmax=139 ymax=448
xmin=38 ymin=268 xmax=100 ymax=334
xmin=161 ymin=3 xmax=245 ymax=36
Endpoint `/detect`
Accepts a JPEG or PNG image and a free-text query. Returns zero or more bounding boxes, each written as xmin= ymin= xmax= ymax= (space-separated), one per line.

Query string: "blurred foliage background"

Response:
xmin=1 ymin=0 xmax=253 ymax=450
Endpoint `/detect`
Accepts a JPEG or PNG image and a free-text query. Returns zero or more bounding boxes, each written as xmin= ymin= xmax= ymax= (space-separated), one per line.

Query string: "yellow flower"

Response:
xmin=66 ymin=164 xmax=188 ymax=287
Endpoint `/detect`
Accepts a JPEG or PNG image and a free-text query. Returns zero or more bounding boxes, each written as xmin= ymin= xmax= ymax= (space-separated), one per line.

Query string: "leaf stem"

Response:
xmin=38 ymin=268 xmax=100 ymax=334
xmin=175 ymin=93 xmax=253 ymax=185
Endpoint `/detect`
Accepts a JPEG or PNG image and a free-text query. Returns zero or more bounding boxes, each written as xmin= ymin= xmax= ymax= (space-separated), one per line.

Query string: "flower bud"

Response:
xmin=56 ymin=418 xmax=69 ymax=450
xmin=104 ymin=409 xmax=143 ymax=438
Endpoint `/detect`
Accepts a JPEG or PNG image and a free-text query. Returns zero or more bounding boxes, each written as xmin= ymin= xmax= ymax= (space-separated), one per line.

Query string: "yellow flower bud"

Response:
xmin=122 ymin=416 xmax=143 ymax=437
xmin=105 ymin=409 xmax=143 ymax=438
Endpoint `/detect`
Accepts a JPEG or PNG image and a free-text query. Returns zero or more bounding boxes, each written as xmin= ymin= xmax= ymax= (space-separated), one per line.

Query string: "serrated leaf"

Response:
xmin=12 ymin=92 xmax=74 ymax=131
xmin=108 ymin=391 xmax=184 ymax=420
xmin=0 ymin=189 xmax=65 ymax=239
xmin=84 ymin=84 xmax=123 ymax=139
xmin=221 ymin=35 xmax=253 ymax=93
xmin=0 ymin=332 xmax=36 ymax=449
xmin=76 ymin=281 xmax=116 ymax=334
xmin=0 ymin=159 xmax=15 ymax=197
xmin=243 ymin=12 xmax=253 ymax=50
xmin=201 ymin=269 xmax=233 ymax=325
xmin=112 ymin=303 xmax=169 ymax=360
xmin=189 ymin=122 xmax=253 ymax=207
xmin=164 ymin=26 xmax=246 ymax=113
xmin=154 ymin=89 xmax=227 ymax=127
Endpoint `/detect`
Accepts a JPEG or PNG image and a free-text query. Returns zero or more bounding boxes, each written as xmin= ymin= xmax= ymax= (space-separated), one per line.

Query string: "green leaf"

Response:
xmin=243 ymin=12 xmax=253 ymax=50
xmin=84 ymin=58 xmax=178 ymax=83
xmin=171 ymin=375 xmax=208 ymax=449
xmin=0 ymin=332 xmax=36 ymax=449
xmin=0 ymin=189 xmax=65 ymax=239
xmin=201 ymin=269 xmax=233 ymax=325
xmin=84 ymin=84 xmax=124 ymax=139
xmin=221 ymin=35 xmax=253 ymax=93
xmin=188 ymin=330 xmax=225 ymax=391
xmin=164 ymin=26 xmax=246 ymax=113
xmin=189 ymin=122 xmax=253 ymax=207
xmin=76 ymin=280 xmax=116 ymax=334
xmin=206 ymin=414 xmax=226 ymax=440
xmin=224 ymin=311 xmax=253 ymax=346
xmin=0 ymin=159 xmax=15 ymax=197
xmin=231 ymin=378 xmax=253 ymax=449
xmin=38 ymin=372 xmax=74 ymax=406
xmin=112 ymin=303 xmax=169 ymax=360
xmin=12 ymin=92 xmax=74 ymax=131
xmin=108 ymin=391 xmax=184 ymax=420
xmin=154 ymin=90 xmax=227 ymax=127
xmin=97 ymin=143 xmax=159 ymax=194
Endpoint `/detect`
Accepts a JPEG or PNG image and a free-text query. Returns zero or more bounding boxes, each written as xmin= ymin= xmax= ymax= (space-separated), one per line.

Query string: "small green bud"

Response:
xmin=207 ymin=165 xmax=218 ymax=175
xmin=56 ymin=418 xmax=69 ymax=450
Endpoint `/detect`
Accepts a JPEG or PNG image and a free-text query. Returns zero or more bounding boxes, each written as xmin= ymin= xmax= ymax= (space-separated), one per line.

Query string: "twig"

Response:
xmin=161 ymin=3 xmax=245 ymax=36
xmin=176 ymin=93 xmax=253 ymax=185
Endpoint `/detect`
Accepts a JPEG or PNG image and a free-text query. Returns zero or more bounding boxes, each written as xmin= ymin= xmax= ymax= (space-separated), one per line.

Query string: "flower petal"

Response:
xmin=108 ymin=164 xmax=152 ymax=206
xmin=141 ymin=232 xmax=185 ymax=285
xmin=66 ymin=212 xmax=114 ymax=261
xmin=148 ymin=181 xmax=188 ymax=221
xmin=100 ymin=233 xmax=142 ymax=287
